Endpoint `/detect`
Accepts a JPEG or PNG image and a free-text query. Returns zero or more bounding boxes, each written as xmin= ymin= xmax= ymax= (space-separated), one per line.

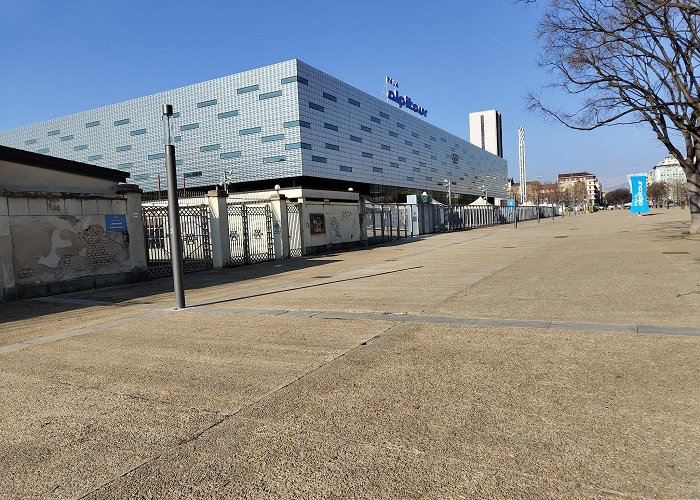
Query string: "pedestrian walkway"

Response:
xmin=0 ymin=209 xmax=698 ymax=498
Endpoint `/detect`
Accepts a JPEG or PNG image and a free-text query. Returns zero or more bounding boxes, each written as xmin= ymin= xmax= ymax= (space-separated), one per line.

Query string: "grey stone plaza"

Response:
xmin=1 ymin=209 xmax=698 ymax=498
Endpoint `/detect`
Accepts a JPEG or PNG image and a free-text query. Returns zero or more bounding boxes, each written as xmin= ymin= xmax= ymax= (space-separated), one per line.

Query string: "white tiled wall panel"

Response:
xmin=0 ymin=60 xmax=507 ymax=197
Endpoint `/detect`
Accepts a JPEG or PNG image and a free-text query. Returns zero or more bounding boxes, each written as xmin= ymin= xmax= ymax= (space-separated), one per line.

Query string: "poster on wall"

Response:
xmin=310 ymin=213 xmax=326 ymax=234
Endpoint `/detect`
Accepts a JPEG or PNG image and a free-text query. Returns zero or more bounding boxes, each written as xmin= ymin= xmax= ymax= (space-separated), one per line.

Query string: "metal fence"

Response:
xmin=226 ymin=203 xmax=274 ymax=266
xmin=365 ymin=203 xmax=417 ymax=244
xmin=287 ymin=202 xmax=303 ymax=257
xmin=143 ymin=204 xmax=213 ymax=278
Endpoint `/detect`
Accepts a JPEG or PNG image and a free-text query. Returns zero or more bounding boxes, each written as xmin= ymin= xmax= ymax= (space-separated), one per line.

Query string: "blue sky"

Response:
xmin=0 ymin=0 xmax=670 ymax=188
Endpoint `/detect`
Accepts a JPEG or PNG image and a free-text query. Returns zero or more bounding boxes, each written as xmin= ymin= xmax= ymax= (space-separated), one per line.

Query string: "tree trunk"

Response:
xmin=688 ymin=171 xmax=700 ymax=234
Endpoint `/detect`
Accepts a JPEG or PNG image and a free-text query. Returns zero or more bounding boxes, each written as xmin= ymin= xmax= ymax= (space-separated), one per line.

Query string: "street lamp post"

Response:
xmin=443 ymin=178 xmax=451 ymax=231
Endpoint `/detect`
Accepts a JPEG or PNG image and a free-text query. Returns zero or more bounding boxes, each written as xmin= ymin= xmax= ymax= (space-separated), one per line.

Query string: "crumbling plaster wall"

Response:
xmin=0 ymin=190 xmax=146 ymax=301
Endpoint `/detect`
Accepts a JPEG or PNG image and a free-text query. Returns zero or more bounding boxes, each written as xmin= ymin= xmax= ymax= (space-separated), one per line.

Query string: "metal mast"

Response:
xmin=518 ymin=126 xmax=527 ymax=203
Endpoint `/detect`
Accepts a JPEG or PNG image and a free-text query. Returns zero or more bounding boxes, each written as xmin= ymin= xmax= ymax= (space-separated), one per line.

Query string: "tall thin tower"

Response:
xmin=518 ymin=126 xmax=527 ymax=203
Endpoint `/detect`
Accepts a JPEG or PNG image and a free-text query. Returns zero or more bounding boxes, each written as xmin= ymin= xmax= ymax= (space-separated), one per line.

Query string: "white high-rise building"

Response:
xmin=651 ymin=155 xmax=686 ymax=183
xmin=469 ymin=110 xmax=503 ymax=158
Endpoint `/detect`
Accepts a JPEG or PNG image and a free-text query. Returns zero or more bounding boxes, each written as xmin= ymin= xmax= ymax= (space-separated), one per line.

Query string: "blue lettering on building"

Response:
xmin=387 ymin=90 xmax=428 ymax=117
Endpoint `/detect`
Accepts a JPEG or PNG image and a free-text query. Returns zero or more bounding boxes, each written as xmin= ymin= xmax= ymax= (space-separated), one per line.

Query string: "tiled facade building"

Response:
xmin=0 ymin=60 xmax=507 ymax=203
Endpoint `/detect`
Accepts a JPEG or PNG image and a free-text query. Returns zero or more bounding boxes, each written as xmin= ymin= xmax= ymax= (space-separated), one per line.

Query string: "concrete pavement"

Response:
xmin=0 ymin=209 xmax=698 ymax=498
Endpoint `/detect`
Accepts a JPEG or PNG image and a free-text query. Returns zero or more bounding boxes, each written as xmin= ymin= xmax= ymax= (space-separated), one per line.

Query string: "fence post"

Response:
xmin=206 ymin=189 xmax=231 ymax=268
xmin=269 ymin=194 xmax=290 ymax=259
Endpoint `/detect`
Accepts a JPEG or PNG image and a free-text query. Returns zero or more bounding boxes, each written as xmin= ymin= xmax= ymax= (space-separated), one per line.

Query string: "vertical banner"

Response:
xmin=629 ymin=175 xmax=649 ymax=213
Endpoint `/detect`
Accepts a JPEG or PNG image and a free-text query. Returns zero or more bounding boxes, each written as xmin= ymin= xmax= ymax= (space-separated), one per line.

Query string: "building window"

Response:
xmin=74 ymin=144 xmax=88 ymax=151
xmin=397 ymin=122 xmax=405 ymax=129
xmin=200 ymin=144 xmax=221 ymax=152
xmin=174 ymin=136 xmax=181 ymax=142
xmin=412 ymin=150 xmax=419 ymax=155
xmin=261 ymin=133 xmax=284 ymax=143
xmin=426 ymin=176 xmax=433 ymax=181
xmin=441 ymin=137 xmax=446 ymax=142
xmin=284 ymin=120 xmax=310 ymax=128
xmin=431 ymin=155 xmax=437 ymax=160
xmin=116 ymin=145 xmax=132 ymax=152
xmin=430 ymin=136 xmax=436 ymax=142
xmin=217 ymin=110 xmax=239 ymax=119
xmin=431 ymin=168 xmax=437 ymax=173
xmin=419 ymin=162 xmax=426 ymax=167
xmin=25 ymin=139 xmax=37 ymax=145
xmin=398 ymin=156 xmax=406 ymax=162
xmin=86 ymin=121 xmax=100 ymax=128
xmin=180 ymin=123 xmax=199 ymax=131
xmin=407 ymin=176 xmax=414 ymax=182
xmin=311 ymin=155 xmax=327 ymax=163
xmin=373 ymin=167 xmax=383 ymax=173
xmin=259 ymin=90 xmax=282 ymax=100
xmin=348 ymin=98 xmax=360 ymax=107
xmin=114 ymin=118 xmax=130 ymax=126
xmin=350 ymin=135 xmax=362 ymax=143
xmin=424 ymin=143 xmax=431 ymax=149
xmin=339 ymin=166 xmax=352 ymax=172
xmin=411 ymin=132 xmax=419 ymax=138
xmin=48 ymin=129 xmax=60 ymax=136
xmin=323 ymin=92 xmax=337 ymax=102
xmin=239 ymin=127 xmax=262 ymax=135
xmin=60 ymin=135 xmax=74 ymax=141
xmin=380 ymin=112 xmax=389 ymax=119
xmin=263 ymin=156 xmax=286 ymax=163
xmin=362 ymin=152 xmax=373 ymax=158
xmin=38 ymin=148 xmax=49 ymax=154
xmin=390 ymin=162 xmax=399 ymax=168
xmin=117 ymin=162 xmax=133 ymax=169
xmin=389 ymin=131 xmax=398 ymax=138
xmin=381 ymin=144 xmax=390 ymax=151
xmin=133 ymin=174 xmax=150 ymax=181
xmin=370 ymin=116 xmax=380 ymax=124
xmin=324 ymin=123 xmax=338 ymax=131
xmin=87 ymin=154 xmax=102 ymax=161
xmin=413 ymin=167 xmax=421 ymax=172
xmin=184 ymin=171 xmax=203 ymax=178
xmin=281 ymin=75 xmax=308 ymax=85
xmin=148 ymin=153 xmax=165 ymax=160
xmin=309 ymin=102 xmax=324 ymax=112
xmin=220 ymin=151 xmax=242 ymax=159
xmin=197 ymin=99 xmax=217 ymax=108
xmin=130 ymin=128 xmax=147 ymax=136
xmin=361 ymin=125 xmax=371 ymax=133
xmin=172 ymin=112 xmax=181 ymax=118
xmin=325 ymin=143 xmax=339 ymax=151
xmin=237 ymin=84 xmax=259 ymax=94
xmin=405 ymin=140 xmax=413 ymax=146
xmin=285 ymin=142 xmax=312 ymax=150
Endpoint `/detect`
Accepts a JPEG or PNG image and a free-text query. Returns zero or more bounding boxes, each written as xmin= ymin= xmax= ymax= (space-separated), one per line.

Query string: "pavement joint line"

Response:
xmin=185 ymin=306 xmax=700 ymax=336
xmin=79 ymin=322 xmax=398 ymax=499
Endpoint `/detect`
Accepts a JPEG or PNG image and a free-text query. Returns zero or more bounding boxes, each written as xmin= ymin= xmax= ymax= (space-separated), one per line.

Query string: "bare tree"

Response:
xmin=524 ymin=0 xmax=700 ymax=233
xmin=670 ymin=178 xmax=690 ymax=204
xmin=606 ymin=187 xmax=632 ymax=205
xmin=648 ymin=181 xmax=670 ymax=206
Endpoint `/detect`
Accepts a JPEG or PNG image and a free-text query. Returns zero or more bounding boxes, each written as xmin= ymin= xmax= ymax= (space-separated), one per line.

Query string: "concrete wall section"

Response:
xmin=0 ymin=192 xmax=148 ymax=301
xmin=302 ymin=201 xmax=361 ymax=254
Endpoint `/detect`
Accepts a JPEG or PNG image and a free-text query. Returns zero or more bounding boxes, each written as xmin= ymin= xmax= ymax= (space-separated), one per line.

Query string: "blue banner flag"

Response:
xmin=629 ymin=176 xmax=649 ymax=213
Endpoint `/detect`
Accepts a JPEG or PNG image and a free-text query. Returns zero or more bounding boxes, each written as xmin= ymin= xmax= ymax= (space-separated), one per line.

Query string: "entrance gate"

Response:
xmin=227 ymin=204 xmax=274 ymax=265
xmin=143 ymin=205 xmax=213 ymax=278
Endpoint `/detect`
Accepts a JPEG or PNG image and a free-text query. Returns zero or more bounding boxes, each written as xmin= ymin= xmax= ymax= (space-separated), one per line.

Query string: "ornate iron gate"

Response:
xmin=143 ymin=204 xmax=213 ymax=278
xmin=227 ymin=204 xmax=274 ymax=266
xmin=287 ymin=202 xmax=302 ymax=257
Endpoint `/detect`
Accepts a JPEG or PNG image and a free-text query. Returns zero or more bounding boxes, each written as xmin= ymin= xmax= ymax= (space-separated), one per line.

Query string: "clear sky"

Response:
xmin=0 ymin=0 xmax=671 ymax=189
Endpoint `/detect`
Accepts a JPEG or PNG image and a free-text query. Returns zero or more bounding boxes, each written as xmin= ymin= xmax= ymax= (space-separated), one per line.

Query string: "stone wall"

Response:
xmin=0 ymin=187 xmax=147 ymax=301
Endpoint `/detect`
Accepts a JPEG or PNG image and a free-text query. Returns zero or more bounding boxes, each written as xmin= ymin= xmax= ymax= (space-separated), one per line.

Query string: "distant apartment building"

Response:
xmin=650 ymin=155 xmax=686 ymax=184
xmin=469 ymin=110 xmax=503 ymax=158
xmin=557 ymin=172 xmax=602 ymax=205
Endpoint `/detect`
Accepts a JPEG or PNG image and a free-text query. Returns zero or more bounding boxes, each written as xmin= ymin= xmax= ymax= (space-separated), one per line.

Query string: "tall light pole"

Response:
xmin=163 ymin=104 xmax=185 ymax=309
xmin=443 ymin=178 xmax=451 ymax=231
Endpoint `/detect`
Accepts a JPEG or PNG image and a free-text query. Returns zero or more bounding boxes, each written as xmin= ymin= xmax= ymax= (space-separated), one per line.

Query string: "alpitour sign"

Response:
xmin=387 ymin=89 xmax=428 ymax=117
